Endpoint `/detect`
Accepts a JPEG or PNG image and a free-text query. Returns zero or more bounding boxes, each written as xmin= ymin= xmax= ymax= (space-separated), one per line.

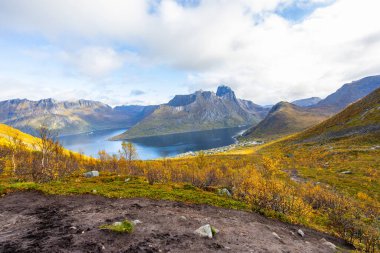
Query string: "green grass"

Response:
xmin=0 ymin=175 xmax=248 ymax=211
xmin=99 ymin=219 xmax=134 ymax=233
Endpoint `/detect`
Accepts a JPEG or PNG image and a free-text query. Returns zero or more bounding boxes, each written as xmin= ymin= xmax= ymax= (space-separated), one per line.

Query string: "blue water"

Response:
xmin=59 ymin=127 xmax=246 ymax=160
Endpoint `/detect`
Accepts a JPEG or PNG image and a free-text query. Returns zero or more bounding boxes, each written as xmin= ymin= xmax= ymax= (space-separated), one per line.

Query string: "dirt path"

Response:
xmin=0 ymin=191 xmax=352 ymax=253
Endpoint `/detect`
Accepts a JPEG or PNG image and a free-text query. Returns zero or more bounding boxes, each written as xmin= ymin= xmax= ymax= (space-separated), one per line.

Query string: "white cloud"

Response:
xmin=60 ymin=47 xmax=125 ymax=77
xmin=0 ymin=0 xmax=379 ymax=105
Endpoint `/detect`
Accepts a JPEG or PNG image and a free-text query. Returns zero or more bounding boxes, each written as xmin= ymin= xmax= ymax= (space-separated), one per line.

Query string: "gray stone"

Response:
xmin=320 ymin=238 xmax=336 ymax=251
xmin=340 ymin=170 xmax=352 ymax=174
xmin=218 ymin=188 xmax=232 ymax=197
xmin=113 ymin=221 xmax=122 ymax=226
xmin=272 ymin=232 xmax=281 ymax=240
xmin=84 ymin=171 xmax=99 ymax=178
xmin=125 ymin=178 xmax=130 ymax=182
xmin=132 ymin=220 xmax=142 ymax=225
xmin=297 ymin=229 xmax=305 ymax=237
xmin=194 ymin=224 xmax=213 ymax=238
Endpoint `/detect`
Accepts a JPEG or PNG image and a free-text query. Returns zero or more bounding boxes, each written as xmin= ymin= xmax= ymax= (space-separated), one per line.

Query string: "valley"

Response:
xmin=0 ymin=77 xmax=379 ymax=253
xmin=1 ymin=2 xmax=380 ymax=252
xmin=59 ymin=126 xmax=247 ymax=160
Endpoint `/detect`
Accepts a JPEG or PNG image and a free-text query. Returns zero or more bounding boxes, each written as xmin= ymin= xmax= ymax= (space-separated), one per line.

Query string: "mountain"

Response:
xmin=291 ymin=97 xmax=321 ymax=107
xmin=242 ymin=102 xmax=328 ymax=139
xmin=313 ymin=75 xmax=380 ymax=112
xmin=113 ymin=86 xmax=269 ymax=139
xmin=243 ymin=75 xmax=380 ymax=140
xmin=0 ymin=99 xmax=157 ymax=136
xmin=294 ymin=87 xmax=380 ymax=143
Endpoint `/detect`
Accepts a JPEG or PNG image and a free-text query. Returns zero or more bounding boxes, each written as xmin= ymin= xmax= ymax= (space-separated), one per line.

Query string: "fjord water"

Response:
xmin=59 ymin=127 xmax=247 ymax=160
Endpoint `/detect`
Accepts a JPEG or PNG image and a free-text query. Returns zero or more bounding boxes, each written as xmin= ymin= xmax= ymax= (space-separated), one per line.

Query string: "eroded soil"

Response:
xmin=0 ymin=191 xmax=352 ymax=253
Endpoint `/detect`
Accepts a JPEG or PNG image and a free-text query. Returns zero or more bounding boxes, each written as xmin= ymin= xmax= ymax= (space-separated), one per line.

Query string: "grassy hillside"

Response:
xmin=254 ymin=88 xmax=380 ymax=201
xmin=296 ymin=87 xmax=380 ymax=142
xmin=0 ymin=123 xmax=39 ymax=146
xmin=242 ymin=102 xmax=329 ymax=140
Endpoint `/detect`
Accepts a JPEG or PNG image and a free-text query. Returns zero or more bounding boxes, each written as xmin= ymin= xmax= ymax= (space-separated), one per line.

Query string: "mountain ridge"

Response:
xmin=113 ymin=86 xmax=269 ymax=140
xmin=243 ymin=75 xmax=380 ymax=140
xmin=0 ymin=98 xmax=157 ymax=136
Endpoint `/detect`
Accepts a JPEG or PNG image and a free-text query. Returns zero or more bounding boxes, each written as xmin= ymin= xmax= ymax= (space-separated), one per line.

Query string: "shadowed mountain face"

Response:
xmin=0 ymin=99 xmax=157 ymax=136
xmin=113 ymin=86 xmax=269 ymax=140
xmin=243 ymin=75 xmax=380 ymax=140
xmin=291 ymin=97 xmax=321 ymax=107
xmin=313 ymin=75 xmax=380 ymax=112
xmin=295 ymin=87 xmax=380 ymax=143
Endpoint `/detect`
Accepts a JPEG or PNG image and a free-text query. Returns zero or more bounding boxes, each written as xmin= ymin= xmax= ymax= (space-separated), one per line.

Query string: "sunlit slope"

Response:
xmin=0 ymin=123 xmax=39 ymax=146
xmin=254 ymin=88 xmax=380 ymax=201
xmin=242 ymin=102 xmax=329 ymax=140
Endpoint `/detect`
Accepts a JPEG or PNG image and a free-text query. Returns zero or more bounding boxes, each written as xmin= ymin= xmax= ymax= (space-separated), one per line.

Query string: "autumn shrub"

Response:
xmin=234 ymin=166 xmax=312 ymax=219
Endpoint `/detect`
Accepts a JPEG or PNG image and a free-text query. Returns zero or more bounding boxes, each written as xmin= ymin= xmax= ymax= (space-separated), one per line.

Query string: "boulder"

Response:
xmin=218 ymin=188 xmax=232 ymax=197
xmin=297 ymin=229 xmax=305 ymax=237
xmin=132 ymin=220 xmax=142 ymax=225
xmin=113 ymin=221 xmax=122 ymax=226
xmin=194 ymin=224 xmax=214 ymax=238
xmin=272 ymin=232 xmax=281 ymax=240
xmin=320 ymin=238 xmax=336 ymax=251
xmin=84 ymin=171 xmax=99 ymax=178
xmin=340 ymin=170 xmax=352 ymax=174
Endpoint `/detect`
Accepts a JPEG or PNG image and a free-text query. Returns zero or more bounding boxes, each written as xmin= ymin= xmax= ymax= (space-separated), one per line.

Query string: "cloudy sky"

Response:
xmin=0 ymin=0 xmax=379 ymax=106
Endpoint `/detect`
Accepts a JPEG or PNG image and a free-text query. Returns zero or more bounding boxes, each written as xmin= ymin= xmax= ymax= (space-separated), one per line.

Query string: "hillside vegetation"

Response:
xmin=297 ymin=87 xmax=380 ymax=142
xmin=0 ymin=123 xmax=39 ymax=146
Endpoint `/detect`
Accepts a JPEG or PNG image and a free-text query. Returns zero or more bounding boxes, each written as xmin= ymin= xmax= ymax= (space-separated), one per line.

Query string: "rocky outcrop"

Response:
xmin=113 ymin=86 xmax=269 ymax=139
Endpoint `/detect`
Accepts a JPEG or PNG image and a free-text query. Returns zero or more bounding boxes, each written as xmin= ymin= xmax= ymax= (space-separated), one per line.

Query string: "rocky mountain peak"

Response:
xmin=216 ymin=85 xmax=234 ymax=97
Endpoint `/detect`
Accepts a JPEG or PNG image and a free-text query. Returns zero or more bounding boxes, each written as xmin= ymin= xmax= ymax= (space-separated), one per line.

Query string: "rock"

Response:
xmin=320 ymin=238 xmax=336 ymax=251
xmin=179 ymin=216 xmax=187 ymax=221
xmin=340 ymin=170 xmax=352 ymax=174
xmin=218 ymin=188 xmax=232 ymax=197
xmin=84 ymin=171 xmax=99 ymax=178
xmin=272 ymin=232 xmax=281 ymax=240
xmin=92 ymin=189 xmax=97 ymax=193
xmin=113 ymin=222 xmax=122 ymax=226
xmin=194 ymin=224 xmax=213 ymax=238
xmin=297 ymin=229 xmax=305 ymax=237
xmin=125 ymin=178 xmax=130 ymax=182
xmin=132 ymin=220 xmax=142 ymax=225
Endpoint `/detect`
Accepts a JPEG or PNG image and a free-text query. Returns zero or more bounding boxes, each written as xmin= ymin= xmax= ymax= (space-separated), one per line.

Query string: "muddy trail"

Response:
xmin=0 ymin=191 xmax=352 ymax=253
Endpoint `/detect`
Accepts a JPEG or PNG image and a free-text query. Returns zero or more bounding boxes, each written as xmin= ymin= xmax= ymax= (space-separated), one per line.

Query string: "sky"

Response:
xmin=0 ymin=0 xmax=379 ymax=106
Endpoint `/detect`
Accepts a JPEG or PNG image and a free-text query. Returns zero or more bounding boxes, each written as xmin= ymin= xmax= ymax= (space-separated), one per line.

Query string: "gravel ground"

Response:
xmin=0 ymin=191 xmax=353 ymax=253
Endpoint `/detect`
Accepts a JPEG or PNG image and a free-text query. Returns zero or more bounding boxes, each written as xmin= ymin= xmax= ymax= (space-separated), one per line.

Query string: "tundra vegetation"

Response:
xmin=0 ymin=124 xmax=379 ymax=252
